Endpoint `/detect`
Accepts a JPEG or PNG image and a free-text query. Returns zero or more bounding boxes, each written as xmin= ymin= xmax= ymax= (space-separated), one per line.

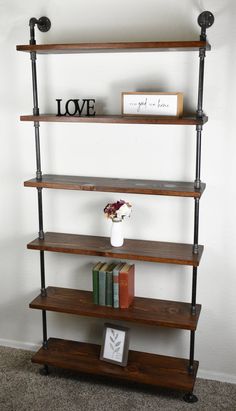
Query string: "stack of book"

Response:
xmin=92 ymin=262 xmax=135 ymax=309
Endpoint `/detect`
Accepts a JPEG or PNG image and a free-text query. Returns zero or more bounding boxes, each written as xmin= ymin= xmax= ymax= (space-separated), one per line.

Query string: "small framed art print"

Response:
xmin=100 ymin=323 xmax=130 ymax=367
xmin=122 ymin=92 xmax=183 ymax=117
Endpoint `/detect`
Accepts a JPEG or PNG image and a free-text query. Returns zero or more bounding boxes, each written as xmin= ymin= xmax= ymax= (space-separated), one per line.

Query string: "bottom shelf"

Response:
xmin=32 ymin=338 xmax=198 ymax=392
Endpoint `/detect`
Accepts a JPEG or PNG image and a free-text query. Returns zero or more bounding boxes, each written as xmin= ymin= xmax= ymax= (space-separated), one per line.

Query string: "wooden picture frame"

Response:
xmin=100 ymin=323 xmax=130 ymax=367
xmin=122 ymin=92 xmax=183 ymax=117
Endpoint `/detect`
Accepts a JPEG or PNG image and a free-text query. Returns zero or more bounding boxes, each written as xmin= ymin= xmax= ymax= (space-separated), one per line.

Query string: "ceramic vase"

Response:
xmin=110 ymin=218 xmax=124 ymax=247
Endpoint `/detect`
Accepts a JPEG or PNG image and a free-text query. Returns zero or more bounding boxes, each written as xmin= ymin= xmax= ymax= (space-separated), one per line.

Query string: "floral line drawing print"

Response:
xmin=100 ymin=323 xmax=129 ymax=366
xmin=109 ymin=329 xmax=122 ymax=359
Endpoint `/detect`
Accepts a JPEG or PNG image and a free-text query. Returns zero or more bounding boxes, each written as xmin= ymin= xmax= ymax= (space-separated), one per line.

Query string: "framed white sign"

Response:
xmin=122 ymin=92 xmax=183 ymax=117
xmin=100 ymin=323 xmax=130 ymax=367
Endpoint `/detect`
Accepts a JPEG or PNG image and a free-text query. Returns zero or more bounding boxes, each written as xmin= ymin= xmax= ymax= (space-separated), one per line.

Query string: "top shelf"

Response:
xmin=20 ymin=114 xmax=208 ymax=125
xmin=16 ymin=41 xmax=211 ymax=54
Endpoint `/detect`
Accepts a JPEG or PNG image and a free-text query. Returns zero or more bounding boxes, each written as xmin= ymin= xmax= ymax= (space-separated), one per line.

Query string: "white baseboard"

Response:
xmin=198 ymin=369 xmax=236 ymax=384
xmin=0 ymin=338 xmax=236 ymax=384
xmin=0 ymin=338 xmax=39 ymax=352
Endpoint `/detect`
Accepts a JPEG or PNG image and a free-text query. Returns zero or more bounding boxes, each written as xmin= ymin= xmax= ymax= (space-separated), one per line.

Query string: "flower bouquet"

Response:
xmin=104 ymin=200 xmax=132 ymax=222
xmin=104 ymin=200 xmax=132 ymax=247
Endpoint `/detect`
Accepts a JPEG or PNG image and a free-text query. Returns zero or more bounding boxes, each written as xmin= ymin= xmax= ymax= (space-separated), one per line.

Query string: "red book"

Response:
xmin=119 ymin=263 xmax=135 ymax=309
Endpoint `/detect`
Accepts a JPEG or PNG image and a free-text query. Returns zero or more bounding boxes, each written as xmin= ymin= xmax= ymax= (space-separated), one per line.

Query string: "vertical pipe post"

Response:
xmin=188 ymin=12 xmax=214 ymax=377
xmin=195 ymin=10 xmax=214 ymax=190
xmin=194 ymin=46 xmax=205 ymax=191
xmin=29 ymin=18 xmax=51 ymax=352
xmin=196 ymin=47 xmax=205 ymax=119
xmin=195 ymin=125 xmax=202 ymax=190
xmin=194 ymin=45 xmax=205 ymax=195
xmin=191 ymin=267 xmax=197 ymax=314
xmin=193 ymin=197 xmax=200 ymax=255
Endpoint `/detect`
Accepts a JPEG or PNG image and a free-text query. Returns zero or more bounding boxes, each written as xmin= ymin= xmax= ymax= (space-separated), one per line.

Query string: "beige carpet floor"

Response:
xmin=0 ymin=346 xmax=236 ymax=411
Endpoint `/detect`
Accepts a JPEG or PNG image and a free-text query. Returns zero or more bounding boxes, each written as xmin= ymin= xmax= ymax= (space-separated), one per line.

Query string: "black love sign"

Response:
xmin=56 ymin=98 xmax=96 ymax=117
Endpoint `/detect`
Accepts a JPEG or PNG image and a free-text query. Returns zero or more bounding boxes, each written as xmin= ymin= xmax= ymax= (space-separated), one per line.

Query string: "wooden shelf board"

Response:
xmin=30 ymin=287 xmax=201 ymax=330
xmin=24 ymin=174 xmax=206 ymax=198
xmin=32 ymin=338 xmax=198 ymax=391
xmin=17 ymin=41 xmax=210 ymax=54
xmin=27 ymin=232 xmax=203 ymax=266
xmin=20 ymin=114 xmax=208 ymax=125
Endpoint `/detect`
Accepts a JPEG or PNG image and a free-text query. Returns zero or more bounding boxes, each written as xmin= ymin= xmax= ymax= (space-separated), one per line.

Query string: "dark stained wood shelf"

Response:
xmin=32 ymin=337 xmax=198 ymax=392
xmin=30 ymin=286 xmax=201 ymax=330
xmin=20 ymin=114 xmax=208 ymax=125
xmin=24 ymin=174 xmax=206 ymax=198
xmin=16 ymin=40 xmax=210 ymax=54
xmin=27 ymin=232 xmax=203 ymax=266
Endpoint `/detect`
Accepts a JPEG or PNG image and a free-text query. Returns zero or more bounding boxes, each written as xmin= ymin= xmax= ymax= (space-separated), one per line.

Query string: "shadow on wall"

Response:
xmin=195 ymin=0 xmax=228 ymax=16
xmin=23 ymin=1 xmax=218 ymax=44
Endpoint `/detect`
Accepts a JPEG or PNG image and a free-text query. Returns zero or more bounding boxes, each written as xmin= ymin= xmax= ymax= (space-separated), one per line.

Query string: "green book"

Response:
xmin=98 ymin=263 xmax=109 ymax=306
xmin=92 ymin=262 xmax=103 ymax=304
xmin=106 ymin=263 xmax=116 ymax=307
xmin=112 ymin=262 xmax=125 ymax=308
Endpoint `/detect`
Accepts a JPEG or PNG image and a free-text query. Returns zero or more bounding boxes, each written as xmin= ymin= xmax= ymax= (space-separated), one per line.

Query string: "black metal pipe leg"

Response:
xmin=40 ymin=365 xmax=49 ymax=376
xmin=42 ymin=310 xmax=48 ymax=349
xmin=38 ymin=189 xmax=44 ymax=240
xmin=194 ymin=125 xmax=202 ymax=190
xmin=183 ymin=392 xmax=198 ymax=403
xmin=35 ymin=123 xmax=42 ymax=180
xmin=197 ymin=48 xmax=205 ymax=118
xmin=40 ymin=250 xmax=46 ymax=296
xmin=40 ymin=309 xmax=49 ymax=375
xmin=189 ymin=331 xmax=195 ymax=374
xmin=193 ymin=198 xmax=200 ymax=255
xmin=191 ymin=267 xmax=197 ymax=315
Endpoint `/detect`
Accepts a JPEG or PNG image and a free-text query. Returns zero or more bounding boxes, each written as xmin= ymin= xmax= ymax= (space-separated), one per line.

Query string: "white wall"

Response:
xmin=1 ymin=0 xmax=236 ymax=383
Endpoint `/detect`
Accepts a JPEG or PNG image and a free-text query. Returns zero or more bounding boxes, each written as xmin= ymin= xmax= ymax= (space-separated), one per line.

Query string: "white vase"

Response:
xmin=110 ymin=218 xmax=124 ymax=247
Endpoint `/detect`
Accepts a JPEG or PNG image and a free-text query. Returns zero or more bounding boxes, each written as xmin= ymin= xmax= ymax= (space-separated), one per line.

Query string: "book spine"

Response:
xmin=128 ymin=264 xmax=135 ymax=307
xmin=119 ymin=265 xmax=134 ymax=309
xmin=119 ymin=271 xmax=129 ymax=309
xmin=92 ymin=268 xmax=99 ymax=304
xmin=99 ymin=270 xmax=106 ymax=306
xmin=106 ymin=271 xmax=113 ymax=307
xmin=113 ymin=269 xmax=119 ymax=308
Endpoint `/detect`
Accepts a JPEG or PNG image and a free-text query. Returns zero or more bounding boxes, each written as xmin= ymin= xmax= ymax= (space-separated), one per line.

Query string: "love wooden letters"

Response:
xmin=56 ymin=98 xmax=96 ymax=117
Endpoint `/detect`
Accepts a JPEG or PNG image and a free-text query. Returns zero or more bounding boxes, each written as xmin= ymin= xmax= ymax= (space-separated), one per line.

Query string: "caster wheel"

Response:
xmin=183 ymin=392 xmax=198 ymax=403
xmin=39 ymin=365 xmax=49 ymax=376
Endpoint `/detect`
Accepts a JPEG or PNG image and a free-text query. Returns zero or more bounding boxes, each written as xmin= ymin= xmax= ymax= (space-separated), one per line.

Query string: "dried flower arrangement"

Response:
xmin=104 ymin=200 xmax=132 ymax=221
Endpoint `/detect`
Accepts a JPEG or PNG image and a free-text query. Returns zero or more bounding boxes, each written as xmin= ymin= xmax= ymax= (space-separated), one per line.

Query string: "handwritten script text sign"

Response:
xmin=122 ymin=92 xmax=183 ymax=117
